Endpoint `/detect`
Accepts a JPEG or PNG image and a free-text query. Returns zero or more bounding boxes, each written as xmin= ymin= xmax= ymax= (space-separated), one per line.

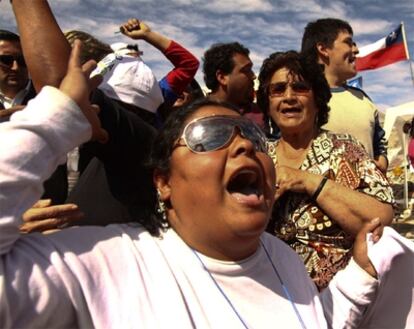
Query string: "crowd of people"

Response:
xmin=0 ymin=0 xmax=413 ymax=328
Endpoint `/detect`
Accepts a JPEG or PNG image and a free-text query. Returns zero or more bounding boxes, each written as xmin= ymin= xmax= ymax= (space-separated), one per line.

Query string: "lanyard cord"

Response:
xmin=191 ymin=249 xmax=250 ymax=328
xmin=192 ymin=243 xmax=307 ymax=329
xmin=260 ymin=240 xmax=307 ymax=329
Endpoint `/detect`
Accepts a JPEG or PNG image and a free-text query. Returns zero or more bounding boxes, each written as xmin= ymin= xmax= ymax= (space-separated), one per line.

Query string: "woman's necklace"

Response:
xmin=191 ymin=240 xmax=307 ymax=329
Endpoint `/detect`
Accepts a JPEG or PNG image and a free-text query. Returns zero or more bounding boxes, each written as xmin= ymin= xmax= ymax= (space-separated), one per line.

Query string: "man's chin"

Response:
xmin=6 ymin=80 xmax=27 ymax=88
xmin=240 ymin=96 xmax=254 ymax=110
xmin=342 ymin=70 xmax=357 ymax=83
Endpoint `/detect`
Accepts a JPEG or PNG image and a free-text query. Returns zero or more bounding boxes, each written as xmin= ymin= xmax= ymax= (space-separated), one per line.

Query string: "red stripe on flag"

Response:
xmin=356 ymin=42 xmax=407 ymax=71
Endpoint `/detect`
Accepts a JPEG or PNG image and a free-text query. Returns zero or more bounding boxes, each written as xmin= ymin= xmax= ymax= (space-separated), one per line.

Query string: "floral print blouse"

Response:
xmin=267 ymin=130 xmax=395 ymax=290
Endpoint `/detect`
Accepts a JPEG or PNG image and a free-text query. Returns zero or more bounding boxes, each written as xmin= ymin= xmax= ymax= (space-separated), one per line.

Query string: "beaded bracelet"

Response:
xmin=310 ymin=176 xmax=328 ymax=202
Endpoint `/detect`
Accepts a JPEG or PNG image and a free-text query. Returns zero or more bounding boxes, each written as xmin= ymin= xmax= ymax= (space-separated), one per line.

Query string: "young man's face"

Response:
xmin=324 ymin=30 xmax=359 ymax=84
xmin=225 ymin=53 xmax=256 ymax=109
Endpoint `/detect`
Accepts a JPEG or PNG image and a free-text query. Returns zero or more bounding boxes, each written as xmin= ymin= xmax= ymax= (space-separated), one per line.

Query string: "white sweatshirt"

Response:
xmin=0 ymin=87 xmax=408 ymax=329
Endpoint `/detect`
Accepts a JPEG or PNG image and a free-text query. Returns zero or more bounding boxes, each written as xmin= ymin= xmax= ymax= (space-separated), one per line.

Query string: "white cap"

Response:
xmin=97 ymin=53 xmax=163 ymax=113
xmin=110 ymin=42 xmax=142 ymax=56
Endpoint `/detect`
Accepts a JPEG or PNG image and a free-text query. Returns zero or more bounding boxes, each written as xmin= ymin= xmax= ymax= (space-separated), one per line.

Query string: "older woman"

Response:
xmin=257 ymin=51 xmax=395 ymax=290
xmin=0 ymin=42 xmax=385 ymax=328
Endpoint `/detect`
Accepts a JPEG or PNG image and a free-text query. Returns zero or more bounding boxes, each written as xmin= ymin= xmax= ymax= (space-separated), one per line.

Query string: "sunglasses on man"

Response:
xmin=0 ymin=54 xmax=26 ymax=68
xmin=268 ymin=81 xmax=311 ymax=97
xmin=175 ymin=115 xmax=268 ymax=154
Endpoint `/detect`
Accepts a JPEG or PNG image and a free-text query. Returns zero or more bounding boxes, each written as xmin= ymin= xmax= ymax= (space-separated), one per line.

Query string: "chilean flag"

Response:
xmin=356 ymin=24 xmax=409 ymax=71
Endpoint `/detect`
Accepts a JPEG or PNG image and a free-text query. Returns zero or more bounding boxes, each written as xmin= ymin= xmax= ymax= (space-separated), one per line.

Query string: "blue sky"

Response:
xmin=1 ymin=0 xmax=413 ymax=111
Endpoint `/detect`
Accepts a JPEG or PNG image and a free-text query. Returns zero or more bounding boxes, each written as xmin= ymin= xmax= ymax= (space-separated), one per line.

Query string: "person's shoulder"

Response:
xmin=45 ymin=222 xmax=148 ymax=247
xmin=315 ymin=129 xmax=336 ymax=145
xmin=328 ymin=130 xmax=362 ymax=144
xmin=343 ymin=85 xmax=373 ymax=101
xmin=327 ymin=131 xmax=369 ymax=157
xmin=261 ymin=232 xmax=303 ymax=263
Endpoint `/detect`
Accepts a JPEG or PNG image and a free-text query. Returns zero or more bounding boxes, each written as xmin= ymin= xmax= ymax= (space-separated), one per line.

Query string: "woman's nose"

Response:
xmin=230 ymin=128 xmax=256 ymax=157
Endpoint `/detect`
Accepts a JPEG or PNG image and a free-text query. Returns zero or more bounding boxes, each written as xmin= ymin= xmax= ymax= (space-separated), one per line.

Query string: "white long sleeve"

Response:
xmin=0 ymin=86 xmax=91 ymax=255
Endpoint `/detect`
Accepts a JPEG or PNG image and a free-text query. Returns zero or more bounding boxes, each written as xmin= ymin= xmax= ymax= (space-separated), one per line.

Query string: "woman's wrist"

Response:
xmin=310 ymin=176 xmax=328 ymax=202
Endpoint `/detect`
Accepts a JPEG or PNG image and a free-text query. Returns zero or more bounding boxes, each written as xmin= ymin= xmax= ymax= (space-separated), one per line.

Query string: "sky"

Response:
xmin=1 ymin=0 xmax=414 ymax=111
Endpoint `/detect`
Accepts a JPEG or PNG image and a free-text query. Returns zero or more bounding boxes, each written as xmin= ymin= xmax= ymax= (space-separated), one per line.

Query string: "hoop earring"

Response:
xmin=156 ymin=190 xmax=167 ymax=222
xmin=268 ymin=117 xmax=274 ymax=135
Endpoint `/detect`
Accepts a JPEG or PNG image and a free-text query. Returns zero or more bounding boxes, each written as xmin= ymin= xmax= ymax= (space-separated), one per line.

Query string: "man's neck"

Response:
xmin=324 ymin=70 xmax=346 ymax=88
xmin=207 ymin=89 xmax=229 ymax=103
xmin=0 ymin=86 xmax=22 ymax=99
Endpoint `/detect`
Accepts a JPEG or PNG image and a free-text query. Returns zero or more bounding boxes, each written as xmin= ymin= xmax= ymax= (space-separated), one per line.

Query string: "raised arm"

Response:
xmin=120 ymin=18 xmax=171 ymax=52
xmin=11 ymin=0 xmax=71 ymax=91
xmin=120 ymin=18 xmax=199 ymax=101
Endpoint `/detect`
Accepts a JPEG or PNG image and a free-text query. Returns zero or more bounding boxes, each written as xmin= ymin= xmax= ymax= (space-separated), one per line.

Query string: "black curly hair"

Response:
xmin=202 ymin=42 xmax=250 ymax=92
xmin=146 ymin=98 xmax=240 ymax=235
xmin=257 ymin=50 xmax=331 ymax=133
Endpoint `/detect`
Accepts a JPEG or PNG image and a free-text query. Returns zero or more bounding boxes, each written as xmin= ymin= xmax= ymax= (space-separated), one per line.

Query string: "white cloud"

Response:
xmin=360 ymin=61 xmax=414 ymax=109
xmin=350 ymin=19 xmax=393 ymax=37
xmin=0 ymin=2 xmax=18 ymax=31
xmin=281 ymin=0 xmax=349 ymax=20
xmin=200 ymin=0 xmax=273 ymax=13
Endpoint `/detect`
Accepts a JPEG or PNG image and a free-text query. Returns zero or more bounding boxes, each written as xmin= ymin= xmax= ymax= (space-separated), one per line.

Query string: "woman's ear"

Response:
xmin=153 ymin=169 xmax=171 ymax=202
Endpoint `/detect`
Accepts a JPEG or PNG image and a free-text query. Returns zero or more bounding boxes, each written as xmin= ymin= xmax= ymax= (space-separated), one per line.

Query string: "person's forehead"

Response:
xmin=335 ymin=30 xmax=353 ymax=43
xmin=186 ymin=105 xmax=240 ymax=122
xmin=270 ymin=67 xmax=301 ymax=82
xmin=0 ymin=40 xmax=22 ymax=54
xmin=232 ymin=53 xmax=252 ymax=69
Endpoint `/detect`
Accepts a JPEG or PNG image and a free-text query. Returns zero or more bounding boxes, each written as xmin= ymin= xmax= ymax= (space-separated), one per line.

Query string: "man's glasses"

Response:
xmin=0 ymin=54 xmax=26 ymax=68
xmin=268 ymin=81 xmax=311 ymax=97
xmin=176 ymin=115 xmax=267 ymax=154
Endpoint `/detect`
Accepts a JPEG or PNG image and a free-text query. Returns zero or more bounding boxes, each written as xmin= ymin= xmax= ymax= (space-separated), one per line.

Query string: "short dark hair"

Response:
xmin=257 ymin=50 xmax=331 ymax=130
xmin=301 ymin=18 xmax=353 ymax=65
xmin=203 ymin=42 xmax=250 ymax=92
xmin=0 ymin=30 xmax=20 ymax=42
xmin=147 ymin=98 xmax=239 ymax=233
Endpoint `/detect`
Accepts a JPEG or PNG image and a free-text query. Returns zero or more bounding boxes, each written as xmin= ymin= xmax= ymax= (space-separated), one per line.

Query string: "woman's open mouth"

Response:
xmin=227 ymin=169 xmax=264 ymax=206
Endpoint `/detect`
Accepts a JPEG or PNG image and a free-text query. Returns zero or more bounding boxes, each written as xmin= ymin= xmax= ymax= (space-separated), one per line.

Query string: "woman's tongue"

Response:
xmin=229 ymin=184 xmax=261 ymax=205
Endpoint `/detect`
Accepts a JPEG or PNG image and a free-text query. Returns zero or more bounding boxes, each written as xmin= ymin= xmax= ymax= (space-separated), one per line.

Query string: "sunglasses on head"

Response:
xmin=0 ymin=54 xmax=26 ymax=68
xmin=268 ymin=81 xmax=311 ymax=97
xmin=176 ymin=115 xmax=267 ymax=154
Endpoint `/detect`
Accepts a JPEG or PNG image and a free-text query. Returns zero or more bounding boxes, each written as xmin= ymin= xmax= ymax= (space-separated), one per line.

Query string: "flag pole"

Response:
xmin=401 ymin=21 xmax=414 ymax=87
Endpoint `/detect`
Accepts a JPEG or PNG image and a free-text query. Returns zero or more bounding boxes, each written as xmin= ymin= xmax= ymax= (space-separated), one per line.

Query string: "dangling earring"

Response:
xmin=268 ymin=117 xmax=274 ymax=135
xmin=314 ymin=114 xmax=319 ymax=130
xmin=156 ymin=190 xmax=167 ymax=222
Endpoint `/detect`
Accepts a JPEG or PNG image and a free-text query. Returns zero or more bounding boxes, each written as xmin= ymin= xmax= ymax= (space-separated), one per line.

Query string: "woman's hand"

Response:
xmin=275 ymin=165 xmax=318 ymax=200
xmin=20 ymin=199 xmax=84 ymax=234
xmin=352 ymin=217 xmax=383 ymax=278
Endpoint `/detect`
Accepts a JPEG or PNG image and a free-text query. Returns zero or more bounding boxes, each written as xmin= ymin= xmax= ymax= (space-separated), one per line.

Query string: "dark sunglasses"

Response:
xmin=0 ymin=54 xmax=26 ymax=68
xmin=268 ymin=81 xmax=311 ymax=97
xmin=176 ymin=115 xmax=267 ymax=154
